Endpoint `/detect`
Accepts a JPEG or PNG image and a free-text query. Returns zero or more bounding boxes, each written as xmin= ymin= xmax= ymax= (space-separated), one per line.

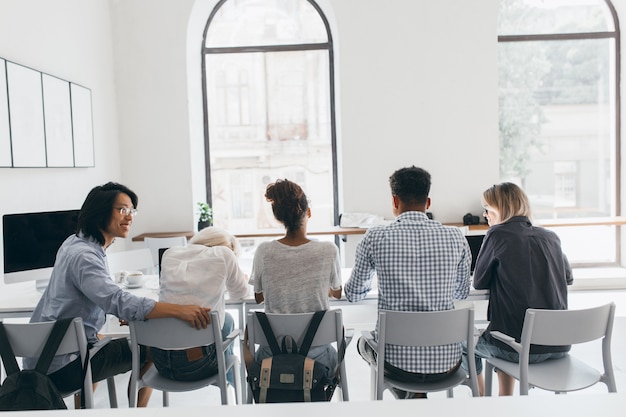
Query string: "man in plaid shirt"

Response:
xmin=345 ymin=166 xmax=471 ymax=399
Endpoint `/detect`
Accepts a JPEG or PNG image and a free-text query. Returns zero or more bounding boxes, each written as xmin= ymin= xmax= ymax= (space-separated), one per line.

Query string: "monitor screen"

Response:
xmin=465 ymin=234 xmax=484 ymax=274
xmin=3 ymin=209 xmax=79 ymax=285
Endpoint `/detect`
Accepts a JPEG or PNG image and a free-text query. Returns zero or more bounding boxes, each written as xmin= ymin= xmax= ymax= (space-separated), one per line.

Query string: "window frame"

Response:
xmin=199 ymin=0 xmax=340 ymax=228
xmin=498 ymin=0 xmax=622 ymax=267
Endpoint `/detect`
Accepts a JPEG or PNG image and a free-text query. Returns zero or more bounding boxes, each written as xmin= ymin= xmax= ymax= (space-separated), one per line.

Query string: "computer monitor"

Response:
xmin=2 ymin=209 xmax=79 ymax=289
xmin=465 ymin=233 xmax=485 ymax=274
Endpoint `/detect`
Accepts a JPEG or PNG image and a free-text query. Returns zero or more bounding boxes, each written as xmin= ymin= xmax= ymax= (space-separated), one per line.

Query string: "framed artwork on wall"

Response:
xmin=0 ymin=59 xmax=11 ymax=167
xmin=71 ymin=83 xmax=94 ymax=167
xmin=43 ymin=74 xmax=74 ymax=167
xmin=6 ymin=61 xmax=46 ymax=167
xmin=0 ymin=57 xmax=94 ymax=168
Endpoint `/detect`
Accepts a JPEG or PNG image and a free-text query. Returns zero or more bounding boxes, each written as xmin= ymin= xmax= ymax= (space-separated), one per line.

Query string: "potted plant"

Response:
xmin=196 ymin=202 xmax=213 ymax=231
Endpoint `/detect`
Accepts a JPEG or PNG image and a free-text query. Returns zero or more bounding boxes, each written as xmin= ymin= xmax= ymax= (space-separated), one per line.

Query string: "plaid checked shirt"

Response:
xmin=345 ymin=211 xmax=471 ymax=374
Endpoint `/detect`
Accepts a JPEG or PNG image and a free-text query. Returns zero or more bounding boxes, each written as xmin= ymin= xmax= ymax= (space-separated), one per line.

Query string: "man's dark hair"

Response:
xmin=389 ymin=166 xmax=431 ymax=206
xmin=77 ymin=182 xmax=138 ymax=246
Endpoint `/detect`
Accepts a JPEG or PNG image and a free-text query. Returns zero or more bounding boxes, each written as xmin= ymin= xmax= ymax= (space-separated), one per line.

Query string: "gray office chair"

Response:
xmin=484 ymin=302 xmax=617 ymax=396
xmin=362 ymin=305 xmax=479 ymax=400
xmin=245 ymin=308 xmax=352 ymax=403
xmin=128 ymin=312 xmax=241 ymax=407
xmin=0 ymin=317 xmax=115 ymax=409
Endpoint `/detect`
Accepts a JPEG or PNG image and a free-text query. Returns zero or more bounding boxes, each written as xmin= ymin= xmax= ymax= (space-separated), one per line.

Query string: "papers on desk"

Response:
xmin=339 ymin=213 xmax=389 ymax=228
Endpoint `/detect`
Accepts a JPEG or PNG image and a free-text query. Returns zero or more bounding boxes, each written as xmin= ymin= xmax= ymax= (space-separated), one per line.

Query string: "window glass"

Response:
xmin=205 ymin=0 xmax=328 ymax=48
xmin=498 ymin=0 xmax=618 ymax=265
xmin=499 ymin=0 xmax=613 ymax=36
xmin=203 ymin=0 xmax=336 ymax=233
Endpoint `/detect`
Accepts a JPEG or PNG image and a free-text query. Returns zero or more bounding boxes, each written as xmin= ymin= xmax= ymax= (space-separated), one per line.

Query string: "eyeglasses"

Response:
xmin=114 ymin=207 xmax=138 ymax=217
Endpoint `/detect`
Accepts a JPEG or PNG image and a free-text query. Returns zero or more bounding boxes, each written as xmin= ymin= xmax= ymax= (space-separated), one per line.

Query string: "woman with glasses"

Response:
xmin=26 ymin=182 xmax=211 ymax=407
xmin=463 ymin=182 xmax=573 ymax=396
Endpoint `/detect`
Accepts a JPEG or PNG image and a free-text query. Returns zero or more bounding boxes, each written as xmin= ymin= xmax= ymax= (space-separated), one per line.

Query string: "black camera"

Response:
xmin=463 ymin=213 xmax=480 ymax=226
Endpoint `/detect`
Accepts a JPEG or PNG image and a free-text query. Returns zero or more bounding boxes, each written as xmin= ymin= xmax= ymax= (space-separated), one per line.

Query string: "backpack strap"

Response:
xmin=298 ymin=311 xmax=326 ymax=356
xmin=255 ymin=312 xmax=282 ymax=356
xmin=34 ymin=318 xmax=74 ymax=374
xmin=0 ymin=322 xmax=21 ymax=376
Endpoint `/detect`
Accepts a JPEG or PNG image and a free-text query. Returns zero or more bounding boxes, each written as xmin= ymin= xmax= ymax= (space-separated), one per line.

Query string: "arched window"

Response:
xmin=498 ymin=0 xmax=620 ymax=266
xmin=201 ymin=0 xmax=338 ymax=234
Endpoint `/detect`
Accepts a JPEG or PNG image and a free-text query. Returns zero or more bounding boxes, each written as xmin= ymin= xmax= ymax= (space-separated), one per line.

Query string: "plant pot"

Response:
xmin=198 ymin=221 xmax=212 ymax=231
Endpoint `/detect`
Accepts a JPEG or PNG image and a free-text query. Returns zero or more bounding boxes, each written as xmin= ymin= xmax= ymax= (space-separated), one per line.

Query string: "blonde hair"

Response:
xmin=189 ymin=227 xmax=241 ymax=257
xmin=482 ymin=182 xmax=532 ymax=223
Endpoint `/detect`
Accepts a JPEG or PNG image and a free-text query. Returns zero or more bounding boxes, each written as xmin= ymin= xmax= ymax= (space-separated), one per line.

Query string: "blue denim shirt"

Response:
xmin=25 ymin=233 xmax=156 ymax=372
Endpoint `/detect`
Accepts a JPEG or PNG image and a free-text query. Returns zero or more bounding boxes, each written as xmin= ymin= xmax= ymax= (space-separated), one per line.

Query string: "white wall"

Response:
xmin=8 ymin=0 xmax=616 ymax=276
xmin=332 ymin=0 xmax=498 ymax=221
xmin=88 ymin=0 xmax=501 ymax=237
xmin=0 ymin=0 xmax=123 ymax=262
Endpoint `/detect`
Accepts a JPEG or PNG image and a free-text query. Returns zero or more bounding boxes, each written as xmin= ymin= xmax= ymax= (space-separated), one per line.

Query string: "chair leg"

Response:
xmin=484 ymin=362 xmax=494 ymax=397
xmin=369 ymin=367 xmax=377 ymax=400
xmin=339 ymin=361 xmax=350 ymax=401
xmin=106 ymin=377 xmax=118 ymax=408
xmin=232 ymin=361 xmax=242 ymax=405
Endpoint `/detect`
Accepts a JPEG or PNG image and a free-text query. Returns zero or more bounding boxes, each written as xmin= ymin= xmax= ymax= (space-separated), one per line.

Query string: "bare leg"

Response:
xmin=477 ymin=373 xmax=485 ymax=396
xmin=497 ymin=371 xmax=515 ymax=396
xmin=128 ymin=359 xmax=154 ymax=407
xmin=136 ymin=387 xmax=154 ymax=407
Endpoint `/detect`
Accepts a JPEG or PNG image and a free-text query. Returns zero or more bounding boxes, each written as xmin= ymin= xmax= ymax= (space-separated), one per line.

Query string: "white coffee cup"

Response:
xmin=125 ymin=271 xmax=143 ymax=287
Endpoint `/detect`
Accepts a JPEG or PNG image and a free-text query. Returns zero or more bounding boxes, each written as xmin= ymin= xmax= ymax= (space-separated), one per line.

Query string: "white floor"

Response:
xmin=84 ymin=290 xmax=626 ymax=408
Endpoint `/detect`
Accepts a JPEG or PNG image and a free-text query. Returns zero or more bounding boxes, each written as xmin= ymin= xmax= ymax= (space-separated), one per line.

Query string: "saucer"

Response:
xmin=124 ymin=282 xmax=143 ymax=289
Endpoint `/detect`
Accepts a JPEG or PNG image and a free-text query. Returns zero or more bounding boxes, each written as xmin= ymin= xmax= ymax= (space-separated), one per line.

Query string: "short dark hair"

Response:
xmin=265 ymin=179 xmax=309 ymax=233
xmin=389 ymin=166 xmax=431 ymax=205
xmin=77 ymin=182 xmax=138 ymax=246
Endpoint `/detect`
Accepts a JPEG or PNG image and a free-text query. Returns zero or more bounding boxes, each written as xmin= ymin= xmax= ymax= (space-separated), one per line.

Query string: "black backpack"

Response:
xmin=0 ymin=318 xmax=74 ymax=411
xmin=247 ymin=311 xmax=345 ymax=403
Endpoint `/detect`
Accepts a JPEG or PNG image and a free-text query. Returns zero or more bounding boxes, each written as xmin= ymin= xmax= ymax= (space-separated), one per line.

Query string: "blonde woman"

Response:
xmin=464 ymin=182 xmax=573 ymax=395
xmin=151 ymin=227 xmax=249 ymax=384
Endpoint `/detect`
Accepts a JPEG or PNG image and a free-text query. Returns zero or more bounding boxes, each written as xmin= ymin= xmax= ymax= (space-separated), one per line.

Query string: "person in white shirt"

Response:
xmin=151 ymin=227 xmax=250 ymax=384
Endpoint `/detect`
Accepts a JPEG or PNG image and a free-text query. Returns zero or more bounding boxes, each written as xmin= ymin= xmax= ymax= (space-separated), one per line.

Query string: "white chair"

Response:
xmin=245 ymin=308 xmax=352 ymax=403
xmin=128 ymin=312 xmax=241 ymax=407
xmin=484 ymin=302 xmax=617 ymax=396
xmin=106 ymin=248 xmax=154 ymax=277
xmin=362 ymin=305 xmax=479 ymax=400
xmin=143 ymin=236 xmax=188 ymax=272
xmin=0 ymin=318 xmax=103 ymax=408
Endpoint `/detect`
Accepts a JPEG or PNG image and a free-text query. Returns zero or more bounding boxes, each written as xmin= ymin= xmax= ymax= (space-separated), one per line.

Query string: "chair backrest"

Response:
xmin=128 ymin=311 xmax=238 ymax=407
xmin=0 ymin=318 xmax=94 ymax=406
xmin=129 ymin=313 xmax=220 ymax=350
xmin=246 ymin=309 xmax=345 ymax=355
xmin=144 ymin=236 xmax=188 ymax=267
xmin=373 ymin=305 xmax=478 ymax=398
xmin=521 ymin=303 xmax=615 ymax=348
xmin=378 ymin=306 xmax=475 ymax=348
xmin=1 ymin=318 xmax=87 ymax=361
xmin=106 ymin=248 xmax=154 ymax=276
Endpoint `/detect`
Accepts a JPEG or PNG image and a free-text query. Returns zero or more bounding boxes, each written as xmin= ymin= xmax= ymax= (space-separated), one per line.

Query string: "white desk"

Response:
xmin=0 ymin=272 xmax=490 ymax=321
xmin=0 ymin=392 xmax=622 ymax=415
